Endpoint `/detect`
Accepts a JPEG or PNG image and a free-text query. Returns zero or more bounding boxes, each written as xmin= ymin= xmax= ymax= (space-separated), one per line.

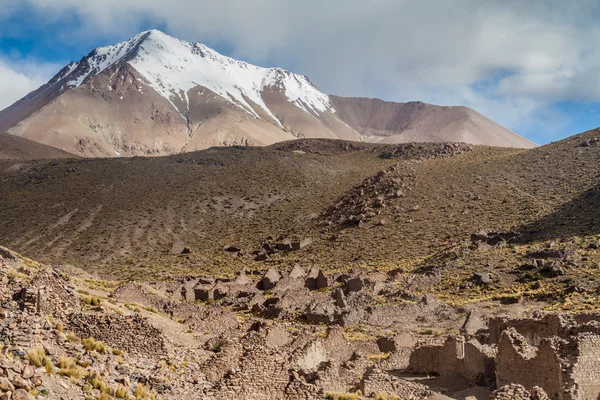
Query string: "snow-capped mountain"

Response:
xmin=0 ymin=30 xmax=536 ymax=157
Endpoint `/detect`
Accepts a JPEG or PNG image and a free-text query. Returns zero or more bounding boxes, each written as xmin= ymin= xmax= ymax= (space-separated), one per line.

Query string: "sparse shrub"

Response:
xmin=325 ymin=392 xmax=360 ymax=400
xmin=115 ymin=385 xmax=128 ymax=398
xmin=88 ymin=372 xmax=108 ymax=392
xmin=373 ymin=393 xmax=402 ymax=400
xmin=112 ymin=348 xmax=123 ymax=355
xmin=58 ymin=357 xmax=84 ymax=379
xmin=82 ymin=337 xmax=109 ymax=354
xmin=27 ymin=347 xmax=47 ymax=367
xmin=44 ymin=357 xmax=54 ymax=373
xmin=81 ymin=295 xmax=102 ymax=306
xmin=210 ymin=340 xmax=227 ymax=353
xmin=134 ymin=383 xmax=149 ymax=399
xmin=66 ymin=331 xmax=79 ymax=343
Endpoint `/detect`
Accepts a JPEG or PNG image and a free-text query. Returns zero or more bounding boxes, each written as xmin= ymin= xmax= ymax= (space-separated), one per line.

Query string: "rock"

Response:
xmin=373 ymin=281 xmax=390 ymax=295
xmin=589 ymin=242 xmax=599 ymax=250
xmin=234 ymin=268 xmax=252 ymax=285
xmin=21 ymin=365 xmax=34 ymax=379
xmin=265 ymin=326 xmax=292 ymax=348
xmin=260 ymin=268 xmax=281 ymax=290
xmin=289 ymin=264 xmax=306 ymax=280
xmin=0 ymin=392 xmax=11 ymax=400
xmin=345 ymin=277 xmax=364 ymax=293
xmin=11 ymin=376 xmax=30 ymax=391
xmin=306 ymin=302 xmax=336 ymax=324
xmin=254 ymin=250 xmax=269 ymax=262
xmin=0 ymin=377 xmax=14 ymax=391
xmin=540 ymin=263 xmax=565 ymax=277
xmin=276 ymin=239 xmax=293 ymax=251
xmin=261 ymin=243 xmax=275 ymax=254
xmin=528 ymin=249 xmax=566 ymax=259
xmin=291 ymin=238 xmax=312 ymax=250
xmin=376 ymin=336 xmax=396 ymax=353
xmin=11 ymin=389 xmax=32 ymax=400
xmin=334 ymin=288 xmax=347 ymax=308
xmin=31 ymin=374 xmax=42 ymax=387
xmin=315 ymin=271 xmax=329 ymax=289
xmin=471 ymin=272 xmax=492 ymax=285
xmin=170 ymin=241 xmax=190 ymax=255
xmin=224 ymin=245 xmax=241 ymax=253
xmin=193 ymin=285 xmax=213 ymax=301
xmin=460 ymin=310 xmax=487 ymax=337
xmin=386 ymin=267 xmax=404 ymax=280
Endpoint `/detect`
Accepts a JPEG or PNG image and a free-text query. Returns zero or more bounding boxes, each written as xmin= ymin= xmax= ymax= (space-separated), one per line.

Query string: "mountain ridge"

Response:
xmin=0 ymin=29 xmax=537 ymax=157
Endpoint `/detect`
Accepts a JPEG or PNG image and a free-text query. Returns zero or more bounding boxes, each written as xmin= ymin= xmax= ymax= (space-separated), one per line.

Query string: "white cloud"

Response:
xmin=0 ymin=58 xmax=59 ymax=110
xmin=1 ymin=0 xmax=600 ymax=141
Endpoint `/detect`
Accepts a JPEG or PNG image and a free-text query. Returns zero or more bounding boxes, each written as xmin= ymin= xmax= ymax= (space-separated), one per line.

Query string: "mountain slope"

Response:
xmin=330 ymin=96 xmax=537 ymax=148
xmin=0 ymin=30 xmax=535 ymax=157
xmin=0 ymin=133 xmax=76 ymax=160
xmin=0 ymin=129 xmax=596 ymax=279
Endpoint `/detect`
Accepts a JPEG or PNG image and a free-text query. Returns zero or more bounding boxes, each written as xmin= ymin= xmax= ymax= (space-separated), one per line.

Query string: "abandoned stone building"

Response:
xmin=409 ymin=313 xmax=600 ymax=400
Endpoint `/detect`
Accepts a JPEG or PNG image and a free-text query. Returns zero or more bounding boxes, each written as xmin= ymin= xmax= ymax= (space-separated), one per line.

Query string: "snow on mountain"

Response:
xmin=61 ymin=30 xmax=333 ymax=125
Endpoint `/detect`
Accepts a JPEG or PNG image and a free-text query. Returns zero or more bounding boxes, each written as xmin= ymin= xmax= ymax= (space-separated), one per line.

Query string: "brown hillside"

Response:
xmin=0 ymin=133 xmax=76 ymax=160
xmin=0 ymin=129 xmax=597 ymax=281
xmin=330 ymin=95 xmax=538 ymax=148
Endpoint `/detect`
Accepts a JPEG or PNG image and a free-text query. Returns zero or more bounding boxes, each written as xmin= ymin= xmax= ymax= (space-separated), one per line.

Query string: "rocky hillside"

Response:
xmin=0 ymin=128 xmax=597 ymax=281
xmin=0 ymin=30 xmax=535 ymax=157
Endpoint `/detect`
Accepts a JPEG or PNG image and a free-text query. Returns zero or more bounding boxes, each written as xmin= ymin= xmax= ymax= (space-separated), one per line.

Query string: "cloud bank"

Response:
xmin=1 ymin=0 xmax=600 ymax=142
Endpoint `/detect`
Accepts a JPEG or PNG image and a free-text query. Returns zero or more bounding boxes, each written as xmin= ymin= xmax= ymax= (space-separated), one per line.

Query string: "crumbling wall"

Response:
xmin=496 ymin=329 xmax=565 ymax=400
xmin=67 ymin=313 xmax=166 ymax=358
xmin=571 ymin=333 xmax=600 ymax=400
xmin=489 ymin=314 xmax=565 ymax=346
xmin=408 ymin=336 xmax=495 ymax=383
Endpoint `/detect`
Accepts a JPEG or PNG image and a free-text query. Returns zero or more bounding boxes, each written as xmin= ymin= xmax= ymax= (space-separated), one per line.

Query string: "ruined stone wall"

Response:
xmin=489 ymin=315 xmax=564 ymax=346
xmin=571 ymin=333 xmax=600 ymax=400
xmin=67 ymin=313 xmax=166 ymax=358
xmin=496 ymin=332 xmax=565 ymax=399
xmin=408 ymin=336 xmax=495 ymax=383
xmin=205 ymin=343 xmax=320 ymax=400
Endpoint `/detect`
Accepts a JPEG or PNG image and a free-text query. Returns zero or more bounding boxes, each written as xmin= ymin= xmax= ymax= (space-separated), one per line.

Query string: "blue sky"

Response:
xmin=1 ymin=0 xmax=600 ymax=145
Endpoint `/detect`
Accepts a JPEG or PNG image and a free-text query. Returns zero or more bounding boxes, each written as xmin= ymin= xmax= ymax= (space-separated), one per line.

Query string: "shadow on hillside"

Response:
xmin=516 ymin=182 xmax=600 ymax=243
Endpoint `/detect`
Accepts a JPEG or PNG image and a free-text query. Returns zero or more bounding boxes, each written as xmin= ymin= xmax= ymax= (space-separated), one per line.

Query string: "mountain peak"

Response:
xmin=0 ymin=30 xmax=536 ymax=158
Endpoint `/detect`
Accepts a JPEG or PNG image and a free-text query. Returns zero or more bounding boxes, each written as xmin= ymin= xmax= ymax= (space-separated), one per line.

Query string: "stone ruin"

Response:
xmin=408 ymin=312 xmax=600 ymax=400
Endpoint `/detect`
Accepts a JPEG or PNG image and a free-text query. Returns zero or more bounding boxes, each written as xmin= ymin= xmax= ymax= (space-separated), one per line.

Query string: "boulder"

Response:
xmin=194 ymin=285 xmax=213 ymax=301
xmin=254 ymin=250 xmax=269 ymax=261
xmin=315 ymin=271 xmax=329 ymax=289
xmin=306 ymin=302 xmax=337 ymax=324
xmin=334 ymin=288 xmax=347 ymax=308
xmin=0 ymin=377 xmax=14 ymax=391
xmin=260 ymin=268 xmax=281 ymax=290
xmin=276 ymin=239 xmax=293 ymax=251
xmin=386 ymin=267 xmax=405 ymax=281
xmin=346 ymin=277 xmax=364 ymax=293
xmin=304 ymin=266 xmax=320 ymax=289
xmin=12 ymin=389 xmax=33 ymax=400
xmin=540 ymin=262 xmax=565 ymax=277
xmin=289 ymin=264 xmax=306 ymax=280
xmin=471 ymin=272 xmax=492 ymax=285
xmin=234 ymin=268 xmax=252 ymax=285
xmin=292 ymin=238 xmax=312 ymax=250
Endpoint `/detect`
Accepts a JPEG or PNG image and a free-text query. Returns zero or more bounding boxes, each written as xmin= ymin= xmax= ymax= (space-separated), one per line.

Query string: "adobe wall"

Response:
xmin=409 ymin=336 xmax=495 ymax=383
xmin=489 ymin=314 xmax=564 ymax=346
xmin=571 ymin=333 xmax=600 ymax=400
xmin=496 ymin=330 xmax=566 ymax=400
